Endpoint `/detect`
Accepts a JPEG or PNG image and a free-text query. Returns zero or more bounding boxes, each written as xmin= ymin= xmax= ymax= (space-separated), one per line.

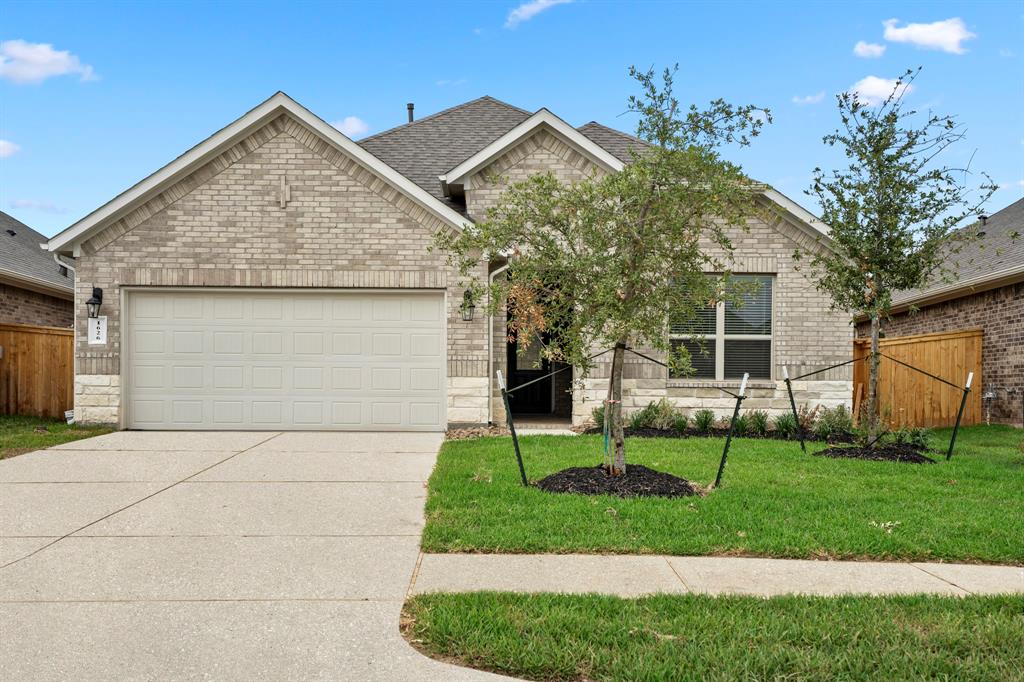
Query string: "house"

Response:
xmin=45 ymin=93 xmax=851 ymax=430
xmin=1 ymin=211 xmax=74 ymax=327
xmin=856 ymin=197 xmax=1024 ymax=425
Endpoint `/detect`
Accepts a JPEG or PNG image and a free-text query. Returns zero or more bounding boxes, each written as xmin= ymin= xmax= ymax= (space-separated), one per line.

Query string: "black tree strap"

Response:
xmin=624 ymin=347 xmax=742 ymax=399
xmin=878 ymin=353 xmax=964 ymax=391
xmin=789 ymin=355 xmax=866 ymax=382
xmin=504 ymin=347 xmax=615 ymax=396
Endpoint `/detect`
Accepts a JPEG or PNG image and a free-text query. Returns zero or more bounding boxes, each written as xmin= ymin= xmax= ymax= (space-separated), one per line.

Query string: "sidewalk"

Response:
xmin=411 ymin=554 xmax=1024 ymax=598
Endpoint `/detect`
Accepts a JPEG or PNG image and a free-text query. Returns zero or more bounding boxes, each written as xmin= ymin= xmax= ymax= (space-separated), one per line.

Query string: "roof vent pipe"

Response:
xmin=407 ymin=103 xmax=415 ymax=122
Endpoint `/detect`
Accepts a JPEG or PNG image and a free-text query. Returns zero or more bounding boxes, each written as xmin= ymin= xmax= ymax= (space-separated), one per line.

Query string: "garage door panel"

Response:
xmin=125 ymin=291 xmax=446 ymax=431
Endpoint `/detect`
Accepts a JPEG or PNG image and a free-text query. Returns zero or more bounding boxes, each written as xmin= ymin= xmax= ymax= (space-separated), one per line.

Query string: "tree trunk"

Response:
xmin=608 ymin=341 xmax=627 ymax=475
xmin=865 ymin=313 xmax=881 ymax=442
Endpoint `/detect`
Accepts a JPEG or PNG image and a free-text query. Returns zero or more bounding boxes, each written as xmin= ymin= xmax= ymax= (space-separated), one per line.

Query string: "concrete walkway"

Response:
xmin=412 ymin=554 xmax=1024 ymax=598
xmin=0 ymin=431 xmax=507 ymax=681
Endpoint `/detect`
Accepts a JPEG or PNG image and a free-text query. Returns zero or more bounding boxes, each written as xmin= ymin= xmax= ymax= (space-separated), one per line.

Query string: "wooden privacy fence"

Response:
xmin=853 ymin=328 xmax=982 ymax=428
xmin=0 ymin=323 xmax=74 ymax=419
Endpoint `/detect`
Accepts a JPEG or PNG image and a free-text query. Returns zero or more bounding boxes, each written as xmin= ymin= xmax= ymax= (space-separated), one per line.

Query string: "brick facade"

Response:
xmin=855 ymin=282 xmax=1024 ymax=425
xmin=73 ymin=113 xmax=488 ymax=425
xmin=468 ymin=130 xmax=852 ymax=426
xmin=0 ymin=283 xmax=73 ymax=328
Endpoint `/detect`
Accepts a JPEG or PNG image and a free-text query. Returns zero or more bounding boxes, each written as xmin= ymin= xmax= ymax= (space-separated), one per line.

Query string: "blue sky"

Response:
xmin=1 ymin=0 xmax=1022 ymax=237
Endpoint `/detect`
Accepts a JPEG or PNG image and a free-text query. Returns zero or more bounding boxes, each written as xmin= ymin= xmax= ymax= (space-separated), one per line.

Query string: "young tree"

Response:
xmin=800 ymin=69 xmax=995 ymax=440
xmin=436 ymin=66 xmax=769 ymax=474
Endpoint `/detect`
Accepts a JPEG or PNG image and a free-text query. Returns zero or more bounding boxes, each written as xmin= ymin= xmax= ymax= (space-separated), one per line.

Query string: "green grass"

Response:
xmin=423 ymin=425 xmax=1024 ymax=564
xmin=404 ymin=592 xmax=1024 ymax=681
xmin=0 ymin=415 xmax=114 ymax=460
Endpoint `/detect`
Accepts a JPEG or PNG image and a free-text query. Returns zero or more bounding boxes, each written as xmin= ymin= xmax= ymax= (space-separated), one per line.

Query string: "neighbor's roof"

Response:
xmin=0 ymin=211 xmax=74 ymax=298
xmin=888 ymin=197 xmax=1024 ymax=311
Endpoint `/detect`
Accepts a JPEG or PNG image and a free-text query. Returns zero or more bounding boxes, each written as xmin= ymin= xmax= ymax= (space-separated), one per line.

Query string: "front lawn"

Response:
xmin=0 ymin=415 xmax=114 ymax=460
xmin=422 ymin=425 xmax=1024 ymax=564
xmin=404 ymin=592 xmax=1024 ymax=681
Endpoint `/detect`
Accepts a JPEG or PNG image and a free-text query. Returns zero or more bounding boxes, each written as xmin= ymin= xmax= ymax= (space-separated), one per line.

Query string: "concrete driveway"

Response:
xmin=0 ymin=431 xmax=506 ymax=681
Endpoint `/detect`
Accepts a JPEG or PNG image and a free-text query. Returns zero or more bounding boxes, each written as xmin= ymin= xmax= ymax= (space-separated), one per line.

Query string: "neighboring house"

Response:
xmin=856 ymin=197 xmax=1024 ymax=425
xmin=45 ymin=93 xmax=851 ymax=430
xmin=0 ymin=211 xmax=74 ymax=328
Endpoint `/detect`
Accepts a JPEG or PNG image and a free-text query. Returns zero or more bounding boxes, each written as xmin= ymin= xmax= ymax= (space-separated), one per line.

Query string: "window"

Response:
xmin=670 ymin=275 xmax=773 ymax=380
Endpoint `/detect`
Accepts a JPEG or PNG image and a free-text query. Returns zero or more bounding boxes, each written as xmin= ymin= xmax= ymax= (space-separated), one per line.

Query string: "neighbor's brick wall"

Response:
xmin=855 ymin=282 xmax=1024 ymax=425
xmin=0 ymin=283 xmax=73 ymax=328
xmin=73 ymin=113 xmax=487 ymax=425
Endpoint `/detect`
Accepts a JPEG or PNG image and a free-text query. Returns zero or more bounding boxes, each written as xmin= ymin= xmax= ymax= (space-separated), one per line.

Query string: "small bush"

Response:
xmin=797 ymin=404 xmax=820 ymax=432
xmin=772 ymin=412 xmax=799 ymax=438
xmin=814 ymin=405 xmax=854 ymax=441
xmin=748 ymin=410 xmax=770 ymax=437
xmin=629 ymin=399 xmax=682 ymax=431
xmin=671 ymin=412 xmax=689 ymax=434
xmin=693 ymin=409 xmax=716 ymax=433
xmin=731 ymin=412 xmax=750 ymax=436
xmin=591 ymin=405 xmax=605 ymax=430
xmin=890 ymin=427 xmax=931 ymax=449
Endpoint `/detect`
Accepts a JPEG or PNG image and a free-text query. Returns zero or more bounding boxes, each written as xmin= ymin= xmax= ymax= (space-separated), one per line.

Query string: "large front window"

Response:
xmin=670 ymin=275 xmax=773 ymax=380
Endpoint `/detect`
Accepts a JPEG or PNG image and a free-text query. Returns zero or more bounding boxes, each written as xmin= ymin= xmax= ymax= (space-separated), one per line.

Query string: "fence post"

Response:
xmin=783 ymin=367 xmax=805 ymax=453
xmin=714 ymin=373 xmax=748 ymax=488
xmin=946 ymin=372 xmax=973 ymax=461
xmin=497 ymin=370 xmax=529 ymax=486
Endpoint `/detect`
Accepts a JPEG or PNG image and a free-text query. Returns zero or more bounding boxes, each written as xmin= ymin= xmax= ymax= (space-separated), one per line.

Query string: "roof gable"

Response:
xmin=47 ymin=92 xmax=471 ymax=254
xmin=439 ymin=109 xmax=625 ymax=195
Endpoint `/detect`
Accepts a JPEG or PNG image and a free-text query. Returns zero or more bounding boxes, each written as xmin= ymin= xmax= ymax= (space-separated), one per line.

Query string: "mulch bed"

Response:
xmin=813 ymin=443 xmax=936 ymax=464
xmin=535 ymin=464 xmax=699 ymax=498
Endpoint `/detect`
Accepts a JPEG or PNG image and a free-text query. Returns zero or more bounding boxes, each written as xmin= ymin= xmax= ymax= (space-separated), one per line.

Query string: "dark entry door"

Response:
xmin=507 ymin=333 xmax=552 ymax=414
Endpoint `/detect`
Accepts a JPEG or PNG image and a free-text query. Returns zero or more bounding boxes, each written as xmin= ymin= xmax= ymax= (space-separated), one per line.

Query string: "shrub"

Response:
xmin=731 ymin=412 xmax=750 ymax=436
xmin=890 ymin=426 xmax=931 ymax=449
xmin=748 ymin=410 xmax=770 ymax=437
xmin=814 ymin=405 xmax=854 ymax=441
xmin=797 ymin=404 xmax=820 ymax=432
xmin=692 ymin=409 xmax=716 ymax=433
xmin=591 ymin=405 xmax=605 ymax=430
xmin=772 ymin=412 xmax=799 ymax=438
xmin=671 ymin=412 xmax=689 ymax=434
xmin=629 ymin=399 xmax=682 ymax=431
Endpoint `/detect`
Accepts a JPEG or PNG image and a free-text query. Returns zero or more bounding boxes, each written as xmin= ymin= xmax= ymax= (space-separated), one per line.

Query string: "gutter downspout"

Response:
xmin=487 ymin=263 xmax=509 ymax=424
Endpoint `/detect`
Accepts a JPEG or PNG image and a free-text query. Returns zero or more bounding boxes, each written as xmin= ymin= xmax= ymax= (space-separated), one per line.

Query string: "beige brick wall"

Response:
xmin=465 ymin=130 xmax=852 ymax=426
xmin=73 ymin=113 xmax=487 ymax=426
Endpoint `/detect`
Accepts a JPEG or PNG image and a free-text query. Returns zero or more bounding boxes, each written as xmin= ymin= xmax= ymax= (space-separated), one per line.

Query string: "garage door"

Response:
xmin=124 ymin=290 xmax=447 ymax=431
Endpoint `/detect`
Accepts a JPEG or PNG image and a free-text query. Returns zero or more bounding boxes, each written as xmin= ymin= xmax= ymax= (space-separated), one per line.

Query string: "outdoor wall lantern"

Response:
xmin=460 ymin=290 xmax=476 ymax=322
xmin=86 ymin=287 xmax=104 ymax=319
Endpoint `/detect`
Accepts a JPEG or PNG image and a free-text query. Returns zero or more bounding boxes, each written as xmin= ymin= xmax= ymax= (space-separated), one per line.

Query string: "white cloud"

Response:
xmin=998 ymin=179 xmax=1024 ymax=190
xmin=848 ymin=76 xmax=914 ymax=106
xmin=999 ymin=48 xmax=1015 ymax=58
xmin=0 ymin=139 xmax=20 ymax=157
xmin=9 ymin=199 xmax=66 ymax=213
xmin=505 ymin=0 xmax=573 ymax=29
xmin=853 ymin=41 xmax=886 ymax=58
xmin=331 ymin=116 xmax=370 ymax=138
xmin=882 ymin=18 xmax=976 ymax=54
xmin=792 ymin=91 xmax=825 ymax=105
xmin=0 ymin=40 xmax=97 ymax=84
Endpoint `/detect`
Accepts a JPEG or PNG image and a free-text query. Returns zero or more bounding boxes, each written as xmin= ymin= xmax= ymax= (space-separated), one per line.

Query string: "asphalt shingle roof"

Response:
xmin=892 ymin=197 xmax=1024 ymax=305
xmin=577 ymin=121 xmax=649 ymax=163
xmin=0 ymin=211 xmax=74 ymax=292
xmin=358 ymin=96 xmax=531 ymax=212
xmin=356 ymin=97 xmax=647 ymax=215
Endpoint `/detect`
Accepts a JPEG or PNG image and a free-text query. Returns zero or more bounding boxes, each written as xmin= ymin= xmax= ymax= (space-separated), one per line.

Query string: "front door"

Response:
xmin=507 ymin=332 xmax=552 ymax=414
